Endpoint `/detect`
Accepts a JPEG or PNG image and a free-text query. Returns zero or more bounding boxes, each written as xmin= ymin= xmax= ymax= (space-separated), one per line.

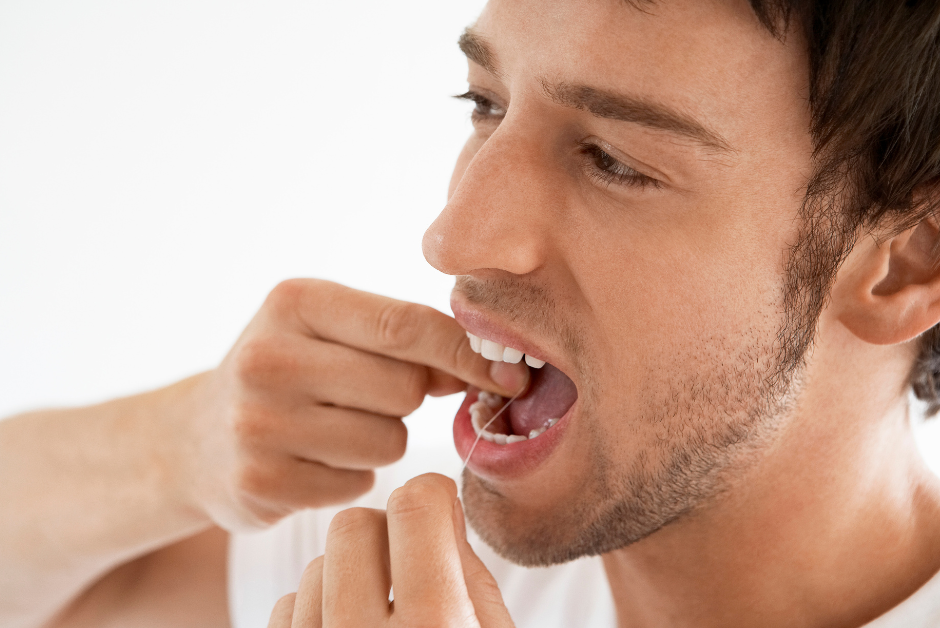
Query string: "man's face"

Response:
xmin=423 ymin=0 xmax=814 ymax=565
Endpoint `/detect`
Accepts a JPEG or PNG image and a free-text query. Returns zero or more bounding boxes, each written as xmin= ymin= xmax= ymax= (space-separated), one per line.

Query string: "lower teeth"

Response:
xmin=470 ymin=391 xmax=559 ymax=445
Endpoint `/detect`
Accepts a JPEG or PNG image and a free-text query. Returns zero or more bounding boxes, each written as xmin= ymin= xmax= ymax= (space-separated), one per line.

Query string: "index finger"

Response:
xmin=278 ymin=279 xmax=529 ymax=397
xmin=385 ymin=474 xmax=478 ymax=626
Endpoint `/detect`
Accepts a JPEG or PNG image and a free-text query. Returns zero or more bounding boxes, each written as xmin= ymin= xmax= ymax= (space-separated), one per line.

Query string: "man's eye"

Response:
xmin=580 ymin=143 xmax=661 ymax=190
xmin=454 ymin=91 xmax=506 ymax=122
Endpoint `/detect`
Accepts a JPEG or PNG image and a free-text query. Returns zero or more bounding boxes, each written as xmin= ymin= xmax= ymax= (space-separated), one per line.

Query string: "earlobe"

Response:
xmin=835 ymin=215 xmax=940 ymax=346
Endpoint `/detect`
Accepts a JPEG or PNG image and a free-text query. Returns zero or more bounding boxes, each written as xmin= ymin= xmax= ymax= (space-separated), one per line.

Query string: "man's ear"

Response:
xmin=835 ymin=209 xmax=940 ymax=346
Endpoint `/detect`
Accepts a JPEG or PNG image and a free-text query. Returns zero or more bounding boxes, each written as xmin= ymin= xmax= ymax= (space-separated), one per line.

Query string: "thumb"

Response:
xmin=454 ymin=498 xmax=516 ymax=627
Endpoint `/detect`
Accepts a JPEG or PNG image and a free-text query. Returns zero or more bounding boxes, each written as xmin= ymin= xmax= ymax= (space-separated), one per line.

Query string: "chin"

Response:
xmin=458 ymin=396 xmax=781 ymax=568
xmin=460 ymin=469 xmax=602 ymax=567
xmin=457 ymin=437 xmax=671 ymax=568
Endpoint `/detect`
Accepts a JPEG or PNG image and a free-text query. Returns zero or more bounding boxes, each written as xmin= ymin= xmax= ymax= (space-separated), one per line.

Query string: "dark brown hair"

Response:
xmin=748 ymin=0 xmax=940 ymax=413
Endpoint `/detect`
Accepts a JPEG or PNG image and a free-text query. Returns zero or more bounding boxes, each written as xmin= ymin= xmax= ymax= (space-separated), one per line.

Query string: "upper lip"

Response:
xmin=451 ymin=292 xmax=574 ymax=382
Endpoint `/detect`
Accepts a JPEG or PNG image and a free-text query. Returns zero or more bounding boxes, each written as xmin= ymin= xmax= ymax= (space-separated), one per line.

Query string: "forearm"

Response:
xmin=0 ymin=373 xmax=212 ymax=628
xmin=0 ymin=280 xmax=525 ymax=627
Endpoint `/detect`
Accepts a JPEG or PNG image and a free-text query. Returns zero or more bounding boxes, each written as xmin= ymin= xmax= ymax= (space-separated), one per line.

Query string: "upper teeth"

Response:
xmin=467 ymin=332 xmax=546 ymax=368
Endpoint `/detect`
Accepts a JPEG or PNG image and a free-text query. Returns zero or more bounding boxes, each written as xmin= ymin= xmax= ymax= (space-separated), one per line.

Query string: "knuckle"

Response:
xmin=230 ymin=403 xmax=273 ymax=445
xmin=381 ymin=422 xmax=409 ymax=464
xmin=252 ymin=509 xmax=285 ymax=528
xmin=232 ymin=337 xmax=282 ymax=387
xmin=235 ymin=462 xmax=273 ymax=499
xmin=386 ymin=477 xmax=452 ymax=518
xmin=375 ymin=301 xmax=425 ymax=352
xmin=398 ymin=367 xmax=429 ymax=414
xmin=272 ymin=592 xmax=297 ymax=614
xmin=300 ymin=555 xmax=324 ymax=582
xmin=328 ymin=507 xmax=379 ymax=537
xmin=275 ymin=592 xmax=296 ymax=607
xmin=407 ymin=472 xmax=457 ymax=494
xmin=366 ymin=421 xmax=408 ymax=467
xmin=346 ymin=469 xmax=377 ymax=497
xmin=265 ymin=279 xmax=305 ymax=316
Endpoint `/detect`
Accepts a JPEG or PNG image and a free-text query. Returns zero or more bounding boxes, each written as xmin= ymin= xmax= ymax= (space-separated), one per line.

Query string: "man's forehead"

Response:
xmin=469 ymin=0 xmax=772 ymax=67
xmin=463 ymin=0 xmax=808 ymax=153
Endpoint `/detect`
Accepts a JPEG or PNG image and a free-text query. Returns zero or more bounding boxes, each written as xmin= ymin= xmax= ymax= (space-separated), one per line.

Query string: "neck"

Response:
xmin=602 ymin=323 xmax=940 ymax=628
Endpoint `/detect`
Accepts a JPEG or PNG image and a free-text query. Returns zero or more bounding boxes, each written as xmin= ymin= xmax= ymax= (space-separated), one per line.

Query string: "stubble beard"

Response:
xmin=462 ymin=318 xmax=800 ymax=567
xmin=460 ymin=199 xmax=845 ymax=567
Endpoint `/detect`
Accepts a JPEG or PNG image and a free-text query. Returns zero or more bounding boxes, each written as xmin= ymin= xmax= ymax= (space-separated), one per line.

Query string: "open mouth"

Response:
xmin=466 ymin=331 xmax=579 ymax=445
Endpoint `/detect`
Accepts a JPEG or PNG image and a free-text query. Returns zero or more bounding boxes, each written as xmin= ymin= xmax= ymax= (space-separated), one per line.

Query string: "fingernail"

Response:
xmin=453 ymin=497 xmax=467 ymax=541
xmin=489 ymin=360 xmax=529 ymax=395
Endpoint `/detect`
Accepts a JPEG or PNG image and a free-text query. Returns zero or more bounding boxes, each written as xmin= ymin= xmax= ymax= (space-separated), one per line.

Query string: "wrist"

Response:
xmin=141 ymin=371 xmax=217 ymax=527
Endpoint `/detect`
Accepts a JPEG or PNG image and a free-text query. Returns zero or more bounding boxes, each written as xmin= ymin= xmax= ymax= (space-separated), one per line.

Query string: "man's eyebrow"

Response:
xmin=456 ymin=28 xmax=731 ymax=153
xmin=458 ymin=28 xmax=500 ymax=77
xmin=542 ymin=81 xmax=733 ymax=153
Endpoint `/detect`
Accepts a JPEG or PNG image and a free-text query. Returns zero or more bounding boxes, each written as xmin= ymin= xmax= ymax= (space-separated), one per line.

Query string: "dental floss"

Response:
xmin=460 ymin=388 xmax=524 ymax=474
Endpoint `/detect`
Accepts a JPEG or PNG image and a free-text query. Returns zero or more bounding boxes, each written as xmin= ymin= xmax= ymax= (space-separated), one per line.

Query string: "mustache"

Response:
xmin=453 ymin=275 xmax=585 ymax=363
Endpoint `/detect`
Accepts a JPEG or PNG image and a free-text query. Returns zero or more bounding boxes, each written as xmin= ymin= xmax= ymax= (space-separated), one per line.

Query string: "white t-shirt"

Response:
xmin=229 ymin=423 xmax=940 ymax=628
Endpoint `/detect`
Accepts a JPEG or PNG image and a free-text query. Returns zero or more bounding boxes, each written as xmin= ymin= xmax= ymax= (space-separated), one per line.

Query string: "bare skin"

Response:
xmin=278 ymin=0 xmax=940 ymax=627
xmin=0 ymin=281 xmax=527 ymax=628
xmin=268 ymin=474 xmax=514 ymax=628
xmin=9 ymin=0 xmax=940 ymax=627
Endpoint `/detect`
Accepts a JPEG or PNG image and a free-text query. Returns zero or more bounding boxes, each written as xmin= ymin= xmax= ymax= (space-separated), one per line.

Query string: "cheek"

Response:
xmin=448 ymin=135 xmax=485 ymax=200
xmin=572 ymin=220 xmax=786 ymax=407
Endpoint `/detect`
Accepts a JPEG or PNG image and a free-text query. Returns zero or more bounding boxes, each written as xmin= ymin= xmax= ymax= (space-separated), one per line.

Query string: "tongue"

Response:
xmin=508 ymin=363 xmax=578 ymax=436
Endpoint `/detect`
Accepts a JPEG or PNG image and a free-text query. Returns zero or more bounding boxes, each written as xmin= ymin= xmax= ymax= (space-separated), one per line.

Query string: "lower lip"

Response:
xmin=453 ymin=388 xmax=572 ymax=480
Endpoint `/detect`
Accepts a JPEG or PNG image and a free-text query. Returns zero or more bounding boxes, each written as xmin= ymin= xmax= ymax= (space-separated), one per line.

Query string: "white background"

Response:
xmin=0 ymin=0 xmax=487 ymax=449
xmin=2 ymin=0 xmax=939 ymax=468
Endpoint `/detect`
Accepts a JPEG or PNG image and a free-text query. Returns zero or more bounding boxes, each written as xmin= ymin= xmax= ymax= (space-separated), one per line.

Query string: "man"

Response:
xmin=265 ymin=0 xmax=940 ymax=625
xmin=4 ymin=0 xmax=940 ymax=626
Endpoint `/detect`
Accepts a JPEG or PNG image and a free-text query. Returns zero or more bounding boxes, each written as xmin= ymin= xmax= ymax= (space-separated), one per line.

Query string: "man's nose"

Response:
xmin=423 ymin=127 xmax=557 ymax=278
